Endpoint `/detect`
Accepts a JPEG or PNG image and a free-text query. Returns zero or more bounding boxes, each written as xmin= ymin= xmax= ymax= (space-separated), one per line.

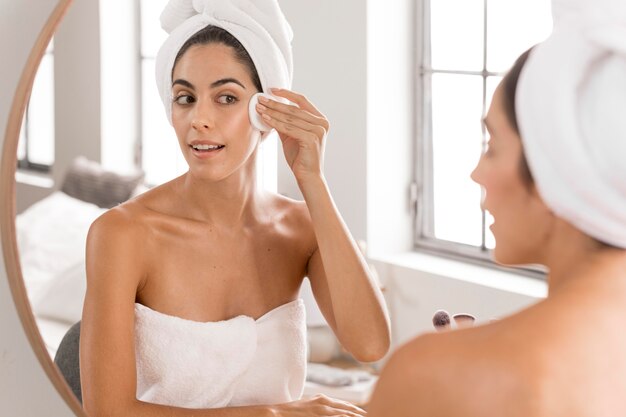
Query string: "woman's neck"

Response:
xmin=175 ymin=161 xmax=267 ymax=228
xmin=542 ymin=220 xmax=626 ymax=296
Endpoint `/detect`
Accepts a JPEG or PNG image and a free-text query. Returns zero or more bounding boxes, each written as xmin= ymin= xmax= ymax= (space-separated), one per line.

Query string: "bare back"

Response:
xmin=368 ymin=261 xmax=626 ymax=417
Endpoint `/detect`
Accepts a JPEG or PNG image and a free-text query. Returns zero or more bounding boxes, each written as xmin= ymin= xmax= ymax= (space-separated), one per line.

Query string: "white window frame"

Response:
xmin=18 ymin=44 xmax=54 ymax=174
xmin=413 ymin=0 xmax=545 ymax=278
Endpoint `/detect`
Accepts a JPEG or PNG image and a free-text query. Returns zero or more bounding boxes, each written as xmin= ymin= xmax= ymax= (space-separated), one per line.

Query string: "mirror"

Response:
xmin=7 ymin=0 xmax=355 ymax=414
xmin=1 ymin=1 xmax=86 ymax=415
xmin=15 ymin=0 xmax=325 ymax=360
xmin=4 ymin=0 xmax=383 ymax=414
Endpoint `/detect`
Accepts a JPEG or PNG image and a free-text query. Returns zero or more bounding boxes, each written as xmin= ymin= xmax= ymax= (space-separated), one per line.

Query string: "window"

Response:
xmin=18 ymin=39 xmax=55 ymax=172
xmin=137 ymin=1 xmax=278 ymax=190
xmin=138 ymin=0 xmax=184 ymax=186
xmin=415 ymin=0 xmax=552 ymax=262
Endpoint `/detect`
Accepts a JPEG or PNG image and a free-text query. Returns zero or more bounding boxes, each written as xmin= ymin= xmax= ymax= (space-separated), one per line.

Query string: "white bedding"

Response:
xmin=16 ymin=191 xmax=106 ymax=357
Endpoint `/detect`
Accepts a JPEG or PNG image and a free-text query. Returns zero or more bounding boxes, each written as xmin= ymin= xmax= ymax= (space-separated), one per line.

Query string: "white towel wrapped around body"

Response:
xmin=516 ymin=0 xmax=626 ymax=248
xmin=134 ymin=299 xmax=307 ymax=408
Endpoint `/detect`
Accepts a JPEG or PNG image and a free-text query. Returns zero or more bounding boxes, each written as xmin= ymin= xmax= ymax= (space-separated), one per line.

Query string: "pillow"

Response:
xmin=16 ymin=191 xmax=106 ymax=302
xmin=32 ymin=260 xmax=86 ymax=325
xmin=130 ymin=182 xmax=151 ymax=198
xmin=61 ymin=156 xmax=144 ymax=208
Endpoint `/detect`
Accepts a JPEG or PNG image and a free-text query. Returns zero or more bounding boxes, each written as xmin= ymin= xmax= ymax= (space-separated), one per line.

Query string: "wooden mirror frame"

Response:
xmin=0 ymin=0 xmax=86 ymax=415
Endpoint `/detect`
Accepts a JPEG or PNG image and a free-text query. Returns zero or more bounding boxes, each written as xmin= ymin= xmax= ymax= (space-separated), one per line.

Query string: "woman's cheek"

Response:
xmin=219 ymin=107 xmax=258 ymax=144
xmin=226 ymin=106 xmax=251 ymax=131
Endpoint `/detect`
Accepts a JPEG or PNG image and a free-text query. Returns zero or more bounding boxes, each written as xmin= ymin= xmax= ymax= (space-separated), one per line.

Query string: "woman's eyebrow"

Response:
xmin=210 ymin=78 xmax=246 ymax=89
xmin=172 ymin=79 xmax=194 ymax=89
xmin=172 ymin=78 xmax=246 ymax=90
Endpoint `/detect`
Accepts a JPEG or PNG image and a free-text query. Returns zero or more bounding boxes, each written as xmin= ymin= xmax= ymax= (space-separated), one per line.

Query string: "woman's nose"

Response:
xmin=470 ymin=155 xmax=484 ymax=185
xmin=470 ymin=166 xmax=479 ymax=184
xmin=191 ymin=105 xmax=215 ymax=130
xmin=192 ymin=119 xmax=212 ymax=130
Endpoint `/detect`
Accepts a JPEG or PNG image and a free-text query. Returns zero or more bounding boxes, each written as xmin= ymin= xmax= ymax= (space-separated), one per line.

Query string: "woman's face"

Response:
xmin=471 ymin=84 xmax=552 ymax=265
xmin=171 ymin=43 xmax=261 ymax=182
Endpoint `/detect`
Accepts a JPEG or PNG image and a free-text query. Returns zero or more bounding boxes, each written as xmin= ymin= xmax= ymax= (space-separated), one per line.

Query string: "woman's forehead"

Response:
xmin=173 ymin=43 xmax=250 ymax=81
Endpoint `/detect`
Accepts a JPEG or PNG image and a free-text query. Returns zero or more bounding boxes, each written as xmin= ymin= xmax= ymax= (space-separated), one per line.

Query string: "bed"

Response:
xmin=17 ymin=156 xmax=145 ymax=358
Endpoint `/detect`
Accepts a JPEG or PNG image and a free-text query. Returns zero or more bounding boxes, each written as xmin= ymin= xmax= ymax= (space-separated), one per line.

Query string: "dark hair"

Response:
xmin=501 ymin=48 xmax=534 ymax=187
xmin=173 ymin=25 xmax=263 ymax=92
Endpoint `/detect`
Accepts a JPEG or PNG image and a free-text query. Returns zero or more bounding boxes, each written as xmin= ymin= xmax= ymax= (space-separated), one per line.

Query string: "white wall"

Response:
xmin=279 ymin=1 xmax=368 ymax=241
xmin=373 ymin=254 xmax=546 ymax=349
xmin=52 ymin=0 xmax=101 ymax=186
xmin=366 ymin=0 xmax=416 ymax=256
xmin=16 ymin=0 xmax=102 ymax=214
xmin=1 ymin=1 xmax=77 ymax=415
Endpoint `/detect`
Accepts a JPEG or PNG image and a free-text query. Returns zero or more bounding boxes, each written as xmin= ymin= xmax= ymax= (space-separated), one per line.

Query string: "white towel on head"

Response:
xmin=155 ymin=0 xmax=293 ymax=124
xmin=517 ymin=0 xmax=626 ymax=248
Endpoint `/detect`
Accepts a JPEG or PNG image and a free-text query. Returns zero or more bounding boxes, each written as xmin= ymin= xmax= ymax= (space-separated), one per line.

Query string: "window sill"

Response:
xmin=15 ymin=169 xmax=54 ymax=189
xmin=370 ymin=251 xmax=548 ymax=299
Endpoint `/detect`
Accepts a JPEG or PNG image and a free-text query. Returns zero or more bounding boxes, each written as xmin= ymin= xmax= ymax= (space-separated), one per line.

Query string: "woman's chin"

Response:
xmin=493 ymin=244 xmax=537 ymax=267
xmin=186 ymin=167 xmax=228 ymax=183
xmin=492 ymin=245 xmax=517 ymax=266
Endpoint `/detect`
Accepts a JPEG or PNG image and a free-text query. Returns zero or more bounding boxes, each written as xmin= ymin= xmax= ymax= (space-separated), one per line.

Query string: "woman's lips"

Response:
xmin=189 ymin=144 xmax=225 ymax=159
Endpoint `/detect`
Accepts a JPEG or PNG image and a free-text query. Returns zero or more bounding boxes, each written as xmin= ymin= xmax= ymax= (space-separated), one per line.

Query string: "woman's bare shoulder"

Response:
xmin=86 ymin=183 xmax=176 ymax=261
xmin=90 ymin=180 xmax=180 ymax=234
xmin=368 ymin=320 xmax=543 ymax=417
xmin=265 ymin=193 xmax=313 ymax=231
xmin=89 ymin=200 xmax=150 ymax=239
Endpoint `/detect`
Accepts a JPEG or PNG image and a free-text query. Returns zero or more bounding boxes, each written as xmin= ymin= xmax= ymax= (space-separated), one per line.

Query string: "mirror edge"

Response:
xmin=0 ymin=0 xmax=86 ymax=415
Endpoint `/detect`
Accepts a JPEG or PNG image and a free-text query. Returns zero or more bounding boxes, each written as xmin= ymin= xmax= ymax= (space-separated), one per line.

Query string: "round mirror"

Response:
xmin=3 ymin=0 xmax=364 ymax=414
xmin=1 ymin=0 xmax=86 ymax=415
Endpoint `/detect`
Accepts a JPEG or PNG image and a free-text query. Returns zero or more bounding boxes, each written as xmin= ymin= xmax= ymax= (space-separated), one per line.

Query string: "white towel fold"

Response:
xmin=134 ymin=299 xmax=307 ymax=408
xmin=134 ymin=303 xmax=258 ymax=408
xmin=155 ymin=0 xmax=294 ymax=124
xmin=516 ymin=0 xmax=626 ymax=248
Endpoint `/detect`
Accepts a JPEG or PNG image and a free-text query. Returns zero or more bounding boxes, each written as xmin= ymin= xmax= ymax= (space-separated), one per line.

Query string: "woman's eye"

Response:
xmin=217 ymin=95 xmax=238 ymax=105
xmin=174 ymin=95 xmax=194 ymax=105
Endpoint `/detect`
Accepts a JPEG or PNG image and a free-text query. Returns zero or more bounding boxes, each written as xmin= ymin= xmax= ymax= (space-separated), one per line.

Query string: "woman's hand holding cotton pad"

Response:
xmin=249 ymin=93 xmax=291 ymax=132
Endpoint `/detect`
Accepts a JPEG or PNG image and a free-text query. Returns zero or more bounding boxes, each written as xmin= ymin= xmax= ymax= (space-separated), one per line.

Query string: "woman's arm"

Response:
xmin=256 ymin=89 xmax=391 ymax=362
xmin=81 ymin=208 xmax=366 ymax=417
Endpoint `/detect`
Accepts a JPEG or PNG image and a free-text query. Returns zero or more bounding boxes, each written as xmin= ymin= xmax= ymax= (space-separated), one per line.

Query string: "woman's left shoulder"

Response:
xmin=268 ymin=193 xmax=312 ymax=226
xmin=265 ymin=193 xmax=315 ymax=249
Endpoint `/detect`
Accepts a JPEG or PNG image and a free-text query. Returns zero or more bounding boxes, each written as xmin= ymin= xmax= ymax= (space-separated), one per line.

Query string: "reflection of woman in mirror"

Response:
xmin=368 ymin=3 xmax=626 ymax=416
xmin=80 ymin=1 xmax=390 ymax=415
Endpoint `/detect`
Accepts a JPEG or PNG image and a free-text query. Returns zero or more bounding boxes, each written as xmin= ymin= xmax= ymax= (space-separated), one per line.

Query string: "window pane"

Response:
xmin=485 ymin=75 xmax=502 ymax=112
xmin=430 ymin=0 xmax=484 ymax=71
xmin=140 ymin=0 xmax=170 ymax=58
xmin=27 ymin=53 xmax=55 ymax=166
xmin=487 ymin=0 xmax=552 ymax=73
xmin=100 ymin=0 xmax=139 ymax=174
xmin=141 ymin=59 xmax=187 ymax=185
xmin=431 ymin=73 xmax=484 ymax=246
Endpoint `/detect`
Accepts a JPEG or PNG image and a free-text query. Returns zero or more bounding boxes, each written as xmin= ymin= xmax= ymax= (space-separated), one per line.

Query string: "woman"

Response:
xmin=80 ymin=1 xmax=390 ymax=416
xmin=368 ymin=3 xmax=626 ymax=416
